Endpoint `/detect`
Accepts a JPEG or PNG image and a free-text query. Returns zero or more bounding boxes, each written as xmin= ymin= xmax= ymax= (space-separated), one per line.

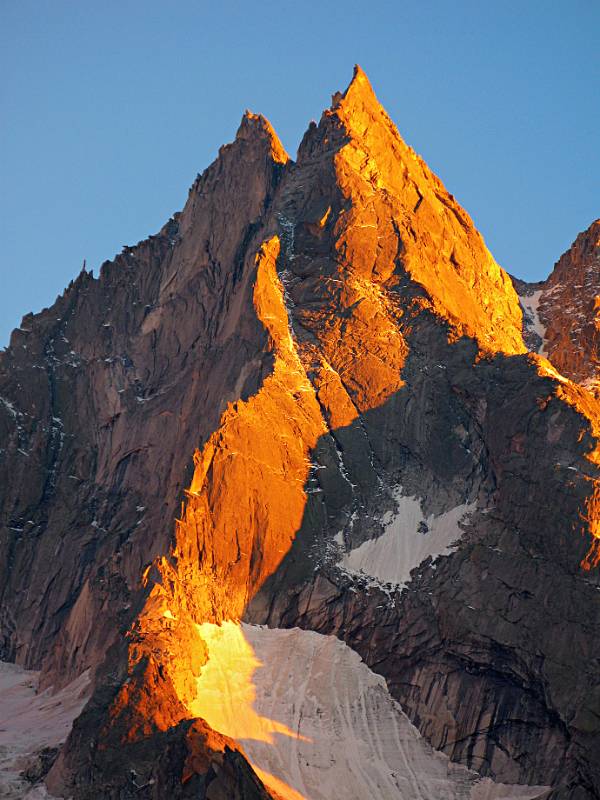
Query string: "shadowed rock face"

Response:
xmin=0 ymin=111 xmax=285 ymax=680
xmin=1 ymin=67 xmax=599 ymax=799
xmin=514 ymin=220 xmax=600 ymax=388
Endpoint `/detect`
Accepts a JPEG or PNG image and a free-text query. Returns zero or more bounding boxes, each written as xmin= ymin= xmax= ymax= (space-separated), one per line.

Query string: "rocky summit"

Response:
xmin=1 ymin=67 xmax=599 ymax=800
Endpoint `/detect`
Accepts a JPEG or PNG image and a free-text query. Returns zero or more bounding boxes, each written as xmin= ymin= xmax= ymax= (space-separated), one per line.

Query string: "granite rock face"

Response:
xmin=0 ymin=111 xmax=285 ymax=681
xmin=514 ymin=219 xmax=600 ymax=388
xmin=1 ymin=67 xmax=599 ymax=799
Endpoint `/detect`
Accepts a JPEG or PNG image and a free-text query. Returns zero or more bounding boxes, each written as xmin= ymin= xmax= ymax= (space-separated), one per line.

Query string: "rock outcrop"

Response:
xmin=514 ymin=219 xmax=600 ymax=388
xmin=1 ymin=67 xmax=599 ymax=799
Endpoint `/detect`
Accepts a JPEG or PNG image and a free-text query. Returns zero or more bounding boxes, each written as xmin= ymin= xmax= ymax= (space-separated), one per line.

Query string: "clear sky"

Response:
xmin=1 ymin=1 xmax=598 ymax=346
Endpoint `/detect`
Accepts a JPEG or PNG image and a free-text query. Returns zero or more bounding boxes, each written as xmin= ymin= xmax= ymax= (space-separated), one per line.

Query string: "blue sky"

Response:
xmin=1 ymin=1 xmax=598 ymax=346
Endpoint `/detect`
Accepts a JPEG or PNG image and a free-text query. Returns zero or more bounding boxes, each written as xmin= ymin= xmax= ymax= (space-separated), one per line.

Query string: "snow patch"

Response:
xmin=0 ymin=397 xmax=19 ymax=419
xmin=339 ymin=492 xmax=474 ymax=588
xmin=0 ymin=661 xmax=90 ymax=799
xmin=519 ymin=289 xmax=547 ymax=354
xmin=277 ymin=214 xmax=296 ymax=262
xmin=191 ymin=622 xmax=548 ymax=800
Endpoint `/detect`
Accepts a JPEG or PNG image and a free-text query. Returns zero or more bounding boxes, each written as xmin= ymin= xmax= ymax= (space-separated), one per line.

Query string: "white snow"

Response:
xmin=0 ymin=397 xmax=19 ymax=419
xmin=190 ymin=622 xmax=548 ymax=800
xmin=276 ymin=214 xmax=296 ymax=262
xmin=519 ymin=289 xmax=547 ymax=354
xmin=339 ymin=492 xmax=474 ymax=588
xmin=0 ymin=661 xmax=90 ymax=799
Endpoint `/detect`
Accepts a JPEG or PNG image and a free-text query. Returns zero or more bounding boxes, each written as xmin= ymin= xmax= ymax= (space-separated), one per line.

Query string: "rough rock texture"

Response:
xmin=1 ymin=110 xmax=288 ymax=796
xmin=46 ymin=645 xmax=275 ymax=800
xmin=514 ymin=220 xmax=600 ymax=388
xmin=0 ymin=110 xmax=286 ymax=680
xmin=1 ymin=67 xmax=599 ymax=799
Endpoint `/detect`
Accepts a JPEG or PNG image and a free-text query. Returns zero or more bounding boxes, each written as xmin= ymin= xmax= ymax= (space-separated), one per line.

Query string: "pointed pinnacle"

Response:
xmin=236 ymin=111 xmax=289 ymax=164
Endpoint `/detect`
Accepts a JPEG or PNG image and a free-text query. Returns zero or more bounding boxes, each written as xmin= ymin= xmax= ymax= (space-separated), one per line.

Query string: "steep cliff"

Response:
xmin=1 ymin=67 xmax=599 ymax=800
xmin=515 ymin=219 xmax=600 ymax=388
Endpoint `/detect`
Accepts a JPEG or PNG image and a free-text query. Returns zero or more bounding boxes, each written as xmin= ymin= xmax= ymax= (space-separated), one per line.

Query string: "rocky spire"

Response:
xmin=331 ymin=64 xmax=381 ymax=113
xmin=295 ymin=65 xmax=526 ymax=356
xmin=236 ymin=110 xmax=289 ymax=165
xmin=2 ymin=68 xmax=600 ymax=800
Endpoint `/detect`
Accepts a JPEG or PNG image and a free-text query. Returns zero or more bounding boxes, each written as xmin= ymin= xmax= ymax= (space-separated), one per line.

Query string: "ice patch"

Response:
xmin=339 ymin=492 xmax=474 ymax=588
xmin=191 ymin=622 xmax=548 ymax=800
xmin=0 ymin=661 xmax=90 ymax=799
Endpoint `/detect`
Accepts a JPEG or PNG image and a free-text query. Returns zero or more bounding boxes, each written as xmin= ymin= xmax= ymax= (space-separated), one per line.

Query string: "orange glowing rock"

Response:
xmin=168 ymin=237 xmax=327 ymax=621
xmin=239 ymin=111 xmax=290 ymax=166
xmin=581 ymin=489 xmax=600 ymax=571
xmin=50 ymin=66 xmax=600 ymax=798
xmin=526 ymin=353 xmax=600 ymax=571
xmin=327 ymin=66 xmax=526 ymax=357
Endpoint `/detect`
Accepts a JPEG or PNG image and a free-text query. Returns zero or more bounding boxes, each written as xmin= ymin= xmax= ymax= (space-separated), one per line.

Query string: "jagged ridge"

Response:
xmin=0 ymin=67 xmax=599 ymax=800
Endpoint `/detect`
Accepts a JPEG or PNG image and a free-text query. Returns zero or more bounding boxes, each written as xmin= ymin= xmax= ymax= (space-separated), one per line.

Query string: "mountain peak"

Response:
xmin=304 ymin=67 xmax=526 ymax=356
xmin=4 ymin=67 xmax=600 ymax=800
xmin=334 ymin=64 xmax=376 ymax=104
xmin=329 ymin=64 xmax=387 ymax=131
xmin=236 ymin=110 xmax=289 ymax=164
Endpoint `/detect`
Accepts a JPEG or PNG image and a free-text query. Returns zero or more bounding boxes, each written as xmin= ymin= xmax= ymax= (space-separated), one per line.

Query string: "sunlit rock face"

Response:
xmin=1 ymin=67 xmax=600 ymax=799
xmin=0 ymin=109 xmax=287 ymax=683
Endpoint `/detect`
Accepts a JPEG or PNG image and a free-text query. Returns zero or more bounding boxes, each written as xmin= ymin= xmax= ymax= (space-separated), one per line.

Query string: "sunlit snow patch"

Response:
xmin=338 ymin=492 xmax=475 ymax=588
xmin=191 ymin=622 xmax=548 ymax=800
